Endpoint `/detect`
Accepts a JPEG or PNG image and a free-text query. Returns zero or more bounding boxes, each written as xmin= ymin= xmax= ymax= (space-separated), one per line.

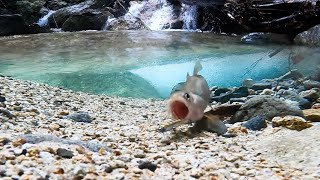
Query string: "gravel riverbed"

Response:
xmin=0 ymin=76 xmax=319 ymax=179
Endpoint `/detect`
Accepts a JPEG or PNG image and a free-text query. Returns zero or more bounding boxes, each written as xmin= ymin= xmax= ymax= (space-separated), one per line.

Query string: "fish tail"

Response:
xmin=193 ymin=60 xmax=203 ymax=75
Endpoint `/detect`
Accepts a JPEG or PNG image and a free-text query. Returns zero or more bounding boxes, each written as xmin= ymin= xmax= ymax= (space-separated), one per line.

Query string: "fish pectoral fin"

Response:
xmin=193 ymin=60 xmax=203 ymax=75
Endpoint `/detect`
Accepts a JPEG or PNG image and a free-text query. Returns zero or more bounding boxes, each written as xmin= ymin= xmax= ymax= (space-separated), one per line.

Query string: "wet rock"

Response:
xmin=251 ymin=82 xmax=272 ymax=91
xmin=57 ymin=148 xmax=74 ymax=158
xmin=303 ymin=109 xmax=320 ymax=122
xmin=15 ymin=0 xmax=46 ymax=24
xmin=294 ymin=25 xmax=320 ymax=46
xmin=0 ymin=14 xmax=27 ymax=36
xmin=64 ymin=112 xmax=92 ymax=123
xmin=26 ymin=23 xmax=50 ymax=34
xmin=299 ymin=89 xmax=319 ymax=102
xmin=230 ymin=96 xmax=304 ymax=123
xmin=48 ymin=1 xmax=94 ymax=28
xmin=272 ymin=116 xmax=313 ymax=131
xmin=138 ymin=161 xmax=157 ymax=172
xmin=242 ymin=116 xmax=267 ymax=131
xmin=47 ymin=0 xmax=69 ymax=10
xmin=303 ymin=80 xmax=320 ymax=89
xmin=62 ymin=9 xmax=112 ymax=31
xmin=276 ymin=89 xmax=312 ymax=109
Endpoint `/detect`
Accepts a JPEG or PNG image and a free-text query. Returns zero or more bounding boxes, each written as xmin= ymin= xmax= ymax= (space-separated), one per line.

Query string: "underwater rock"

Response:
xmin=276 ymin=89 xmax=312 ymax=109
xmin=299 ymin=89 xmax=319 ymax=102
xmin=303 ymin=80 xmax=320 ymax=89
xmin=251 ymin=82 xmax=272 ymax=91
xmin=64 ymin=112 xmax=92 ymax=123
xmin=0 ymin=95 xmax=5 ymax=102
xmin=0 ymin=14 xmax=27 ymax=36
xmin=303 ymin=109 xmax=320 ymax=122
xmin=242 ymin=116 xmax=267 ymax=131
xmin=230 ymin=95 xmax=304 ymax=123
xmin=211 ymin=87 xmax=248 ymax=103
xmin=57 ymin=148 xmax=74 ymax=158
xmin=62 ymin=9 xmax=112 ymax=31
xmin=138 ymin=161 xmax=157 ymax=172
xmin=294 ymin=25 xmax=320 ymax=46
xmin=259 ymin=89 xmax=274 ymax=95
xmin=272 ymin=115 xmax=313 ymax=131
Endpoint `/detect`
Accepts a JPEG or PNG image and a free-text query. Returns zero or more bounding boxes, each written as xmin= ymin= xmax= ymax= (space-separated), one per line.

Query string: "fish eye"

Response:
xmin=183 ymin=93 xmax=190 ymax=100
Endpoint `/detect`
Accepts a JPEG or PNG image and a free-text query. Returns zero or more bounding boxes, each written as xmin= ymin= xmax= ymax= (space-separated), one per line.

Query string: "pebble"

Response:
xmin=138 ymin=161 xmax=157 ymax=172
xmin=64 ymin=112 xmax=92 ymax=123
xmin=57 ymin=148 xmax=74 ymax=159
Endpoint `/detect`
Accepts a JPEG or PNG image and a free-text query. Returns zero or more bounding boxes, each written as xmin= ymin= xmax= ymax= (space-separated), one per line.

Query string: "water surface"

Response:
xmin=0 ymin=31 xmax=318 ymax=98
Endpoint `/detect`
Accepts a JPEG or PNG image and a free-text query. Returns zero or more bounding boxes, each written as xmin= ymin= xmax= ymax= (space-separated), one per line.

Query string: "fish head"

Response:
xmin=168 ymin=91 xmax=207 ymax=122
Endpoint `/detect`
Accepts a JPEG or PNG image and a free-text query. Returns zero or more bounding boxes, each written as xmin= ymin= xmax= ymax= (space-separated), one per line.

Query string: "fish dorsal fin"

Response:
xmin=193 ymin=60 xmax=203 ymax=75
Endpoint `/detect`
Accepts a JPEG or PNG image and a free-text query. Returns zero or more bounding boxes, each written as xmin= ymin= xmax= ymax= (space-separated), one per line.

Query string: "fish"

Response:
xmin=168 ymin=61 xmax=211 ymax=122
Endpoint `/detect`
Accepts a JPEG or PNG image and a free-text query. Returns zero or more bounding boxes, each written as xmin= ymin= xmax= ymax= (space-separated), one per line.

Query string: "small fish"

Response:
xmin=168 ymin=61 xmax=211 ymax=122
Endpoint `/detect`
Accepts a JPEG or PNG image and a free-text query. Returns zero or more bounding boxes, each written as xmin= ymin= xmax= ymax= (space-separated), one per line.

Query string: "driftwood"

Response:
xmin=198 ymin=0 xmax=320 ymax=38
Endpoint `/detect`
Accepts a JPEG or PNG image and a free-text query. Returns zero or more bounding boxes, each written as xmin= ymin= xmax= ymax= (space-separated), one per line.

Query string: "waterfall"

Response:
xmin=37 ymin=10 xmax=56 ymax=27
xmin=182 ymin=4 xmax=197 ymax=30
xmin=123 ymin=0 xmax=175 ymax=30
xmin=104 ymin=0 xmax=198 ymax=31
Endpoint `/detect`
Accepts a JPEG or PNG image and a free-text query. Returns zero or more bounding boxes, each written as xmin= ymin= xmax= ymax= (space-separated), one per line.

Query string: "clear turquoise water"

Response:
xmin=0 ymin=30 xmax=319 ymax=99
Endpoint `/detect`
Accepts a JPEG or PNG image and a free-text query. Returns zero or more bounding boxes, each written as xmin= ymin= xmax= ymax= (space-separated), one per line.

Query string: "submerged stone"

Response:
xmin=303 ymin=109 xmax=320 ymax=122
xmin=65 ymin=112 xmax=92 ymax=123
xmin=272 ymin=116 xmax=313 ymax=131
xmin=230 ymin=96 xmax=303 ymax=123
xmin=242 ymin=116 xmax=267 ymax=131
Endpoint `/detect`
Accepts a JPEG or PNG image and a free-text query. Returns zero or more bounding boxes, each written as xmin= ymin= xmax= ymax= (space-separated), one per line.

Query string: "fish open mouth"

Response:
xmin=171 ymin=100 xmax=189 ymax=120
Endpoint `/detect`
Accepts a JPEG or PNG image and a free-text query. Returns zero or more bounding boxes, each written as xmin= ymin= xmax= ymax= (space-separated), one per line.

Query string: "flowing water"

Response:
xmin=0 ymin=31 xmax=319 ymax=99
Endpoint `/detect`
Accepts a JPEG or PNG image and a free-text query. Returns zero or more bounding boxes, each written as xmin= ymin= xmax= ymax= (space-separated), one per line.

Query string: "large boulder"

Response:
xmin=48 ymin=0 xmax=94 ymax=28
xmin=230 ymin=95 xmax=304 ymax=123
xmin=294 ymin=25 xmax=320 ymax=46
xmin=15 ymin=0 xmax=46 ymax=24
xmin=0 ymin=14 xmax=27 ymax=36
xmin=62 ymin=9 xmax=112 ymax=31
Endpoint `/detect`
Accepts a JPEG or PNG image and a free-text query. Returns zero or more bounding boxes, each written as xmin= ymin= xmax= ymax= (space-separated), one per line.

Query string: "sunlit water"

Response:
xmin=0 ymin=31 xmax=319 ymax=99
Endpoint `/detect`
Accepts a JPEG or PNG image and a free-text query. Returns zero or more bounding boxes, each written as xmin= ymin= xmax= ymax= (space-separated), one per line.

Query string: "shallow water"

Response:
xmin=0 ymin=31 xmax=319 ymax=98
